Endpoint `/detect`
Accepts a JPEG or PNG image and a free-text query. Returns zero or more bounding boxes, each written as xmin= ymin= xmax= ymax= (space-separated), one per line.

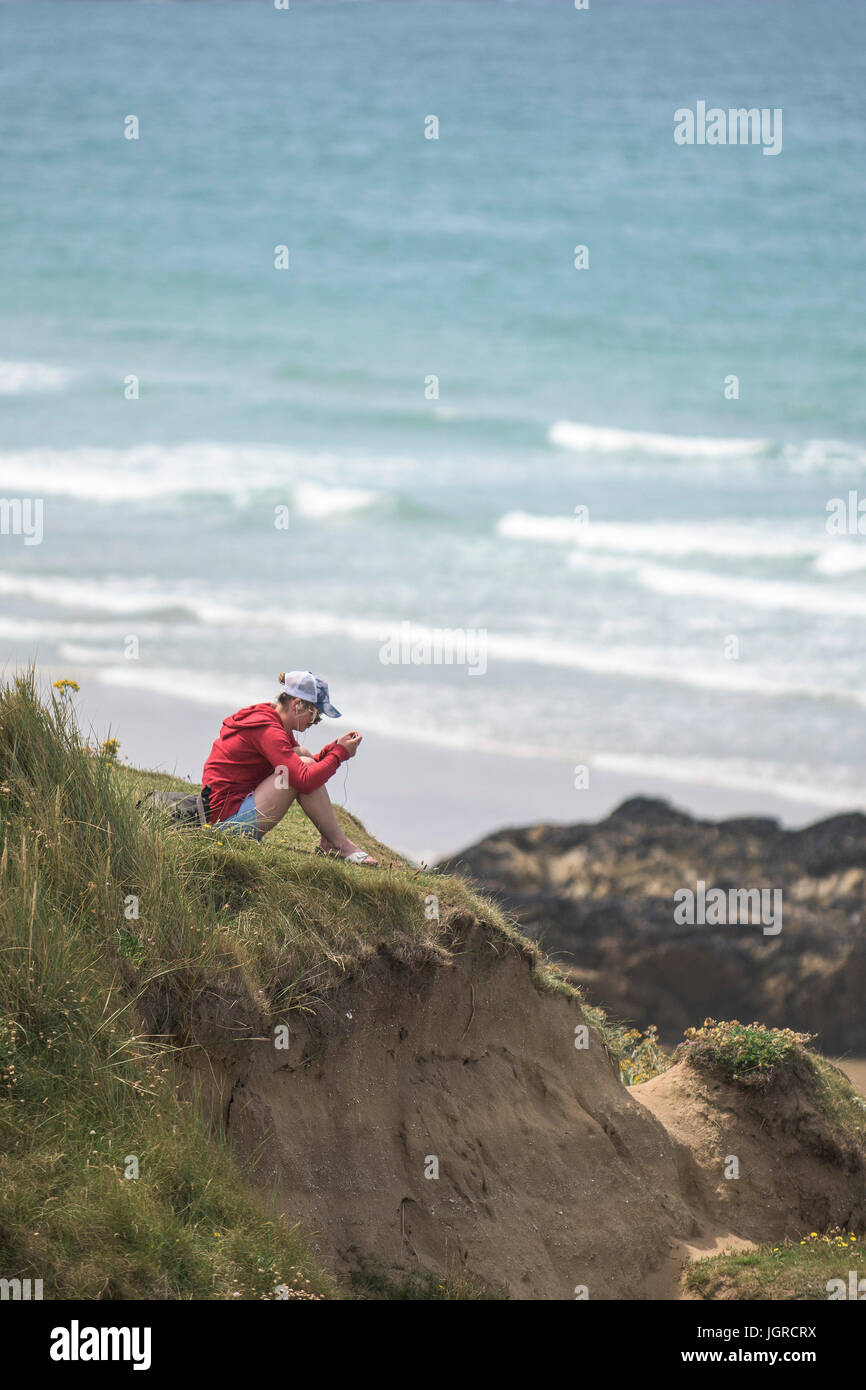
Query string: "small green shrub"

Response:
xmin=675 ymin=1018 xmax=813 ymax=1082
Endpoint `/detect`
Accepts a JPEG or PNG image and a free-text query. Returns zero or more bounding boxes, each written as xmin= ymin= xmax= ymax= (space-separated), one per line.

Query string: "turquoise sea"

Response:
xmin=2 ymin=0 xmax=866 ymax=815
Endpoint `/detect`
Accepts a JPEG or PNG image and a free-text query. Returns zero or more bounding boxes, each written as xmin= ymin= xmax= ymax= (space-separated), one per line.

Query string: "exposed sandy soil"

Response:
xmin=180 ymin=914 xmax=866 ymax=1300
xmin=632 ymin=1056 xmax=866 ymax=1246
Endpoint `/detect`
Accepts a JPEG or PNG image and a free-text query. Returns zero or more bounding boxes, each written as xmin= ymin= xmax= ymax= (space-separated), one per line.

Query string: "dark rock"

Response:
xmin=437 ymin=799 xmax=866 ymax=1053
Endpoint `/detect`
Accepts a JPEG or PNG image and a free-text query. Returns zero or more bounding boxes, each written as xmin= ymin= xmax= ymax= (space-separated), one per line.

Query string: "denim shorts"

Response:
xmin=218 ymin=791 xmax=262 ymax=841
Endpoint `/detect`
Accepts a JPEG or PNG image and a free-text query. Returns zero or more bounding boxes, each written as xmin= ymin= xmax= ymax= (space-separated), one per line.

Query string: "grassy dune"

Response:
xmin=0 ymin=674 xmax=561 ymax=1299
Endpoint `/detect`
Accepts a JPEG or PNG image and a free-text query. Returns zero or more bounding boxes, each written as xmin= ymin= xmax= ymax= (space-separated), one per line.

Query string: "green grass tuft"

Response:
xmin=343 ymin=1260 xmax=507 ymax=1300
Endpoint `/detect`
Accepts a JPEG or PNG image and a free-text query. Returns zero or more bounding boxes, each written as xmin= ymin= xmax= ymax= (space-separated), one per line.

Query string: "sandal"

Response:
xmin=315 ymin=844 xmax=378 ymax=867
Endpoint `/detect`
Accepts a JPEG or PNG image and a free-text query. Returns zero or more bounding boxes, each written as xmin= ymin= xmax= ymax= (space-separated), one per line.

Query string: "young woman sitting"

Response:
xmin=201 ymin=669 xmax=378 ymax=866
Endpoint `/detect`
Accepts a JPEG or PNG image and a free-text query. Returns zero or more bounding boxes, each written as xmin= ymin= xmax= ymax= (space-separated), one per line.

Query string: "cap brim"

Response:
xmin=320 ymin=701 xmax=341 ymax=718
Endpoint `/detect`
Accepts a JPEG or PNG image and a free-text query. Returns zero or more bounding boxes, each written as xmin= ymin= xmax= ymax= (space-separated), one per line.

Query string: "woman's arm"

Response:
xmin=256 ymin=725 xmax=349 ymax=792
xmin=312 ymin=740 xmax=339 ymax=761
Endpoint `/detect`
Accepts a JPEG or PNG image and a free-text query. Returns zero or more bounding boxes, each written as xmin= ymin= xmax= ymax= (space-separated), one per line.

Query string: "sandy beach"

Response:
xmin=837 ymin=1059 xmax=866 ymax=1098
xmin=70 ymin=678 xmax=840 ymax=866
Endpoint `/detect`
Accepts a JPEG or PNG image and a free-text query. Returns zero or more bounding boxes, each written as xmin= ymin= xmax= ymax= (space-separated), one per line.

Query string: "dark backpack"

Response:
xmin=138 ymin=785 xmax=211 ymax=828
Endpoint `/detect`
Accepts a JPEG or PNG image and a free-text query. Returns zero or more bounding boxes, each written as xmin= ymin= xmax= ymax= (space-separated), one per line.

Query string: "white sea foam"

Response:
xmin=0 ymin=443 xmax=388 ymax=508
xmin=0 ymin=572 xmax=437 ymax=643
xmin=548 ymin=420 xmax=771 ymax=459
xmin=782 ymin=438 xmax=866 ymax=473
xmin=497 ymin=512 xmax=586 ymax=543
xmin=0 ymin=615 xmax=72 ymax=643
xmin=634 ymin=562 xmax=866 ymax=617
xmin=0 ymin=611 xmax=191 ymax=648
xmin=810 ymin=544 xmax=866 ymax=577
xmin=548 ymin=420 xmax=866 ymax=472
xmin=7 ymin=568 xmax=861 ymax=709
xmin=0 ymin=361 xmax=75 ymax=394
xmin=292 ymin=482 xmax=378 ymax=518
xmin=57 ymin=643 xmax=131 ymax=666
xmin=96 ymin=664 xmax=263 ymax=712
xmin=478 ymin=634 xmax=866 ymax=707
xmin=498 ymin=512 xmax=828 ymax=561
xmin=0 ymin=573 xmax=183 ymax=615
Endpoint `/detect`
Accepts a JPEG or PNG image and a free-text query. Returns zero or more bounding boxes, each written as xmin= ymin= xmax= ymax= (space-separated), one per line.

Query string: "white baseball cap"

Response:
xmin=280 ymin=670 xmax=341 ymax=718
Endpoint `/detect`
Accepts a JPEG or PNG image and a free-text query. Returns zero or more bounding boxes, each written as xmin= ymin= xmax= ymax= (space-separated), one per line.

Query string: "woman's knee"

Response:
xmin=297 ymin=785 xmax=329 ymax=809
xmin=253 ymin=776 xmax=297 ymax=830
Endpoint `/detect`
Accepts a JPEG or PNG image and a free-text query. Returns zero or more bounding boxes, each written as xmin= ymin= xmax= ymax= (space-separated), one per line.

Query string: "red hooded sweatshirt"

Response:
xmin=202 ymin=702 xmax=350 ymax=823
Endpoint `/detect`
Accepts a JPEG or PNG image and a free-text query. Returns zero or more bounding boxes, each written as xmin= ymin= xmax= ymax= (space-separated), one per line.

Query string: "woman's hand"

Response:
xmin=337 ymin=731 xmax=362 ymax=757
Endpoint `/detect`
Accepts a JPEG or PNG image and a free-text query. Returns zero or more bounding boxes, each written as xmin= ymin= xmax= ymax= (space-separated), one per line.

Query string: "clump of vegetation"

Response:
xmin=344 ymin=1260 xmax=507 ymax=1300
xmin=674 ymin=1018 xmax=813 ymax=1083
xmin=580 ymin=1006 xmax=671 ymax=1084
xmin=615 ymin=1024 xmax=670 ymax=1085
xmin=99 ymin=736 xmax=121 ymax=763
xmin=685 ymin=1228 xmax=863 ymax=1300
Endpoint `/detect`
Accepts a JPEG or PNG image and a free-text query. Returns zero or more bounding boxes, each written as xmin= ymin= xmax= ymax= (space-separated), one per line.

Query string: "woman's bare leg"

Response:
xmin=252 ymin=774 xmax=377 ymax=863
xmin=297 ymin=785 xmax=376 ymax=860
xmin=252 ymin=770 xmax=298 ymax=832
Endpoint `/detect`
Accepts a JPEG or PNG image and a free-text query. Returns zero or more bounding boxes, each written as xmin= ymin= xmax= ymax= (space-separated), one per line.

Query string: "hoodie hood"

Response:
xmin=220 ymin=703 xmax=287 ymax=736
